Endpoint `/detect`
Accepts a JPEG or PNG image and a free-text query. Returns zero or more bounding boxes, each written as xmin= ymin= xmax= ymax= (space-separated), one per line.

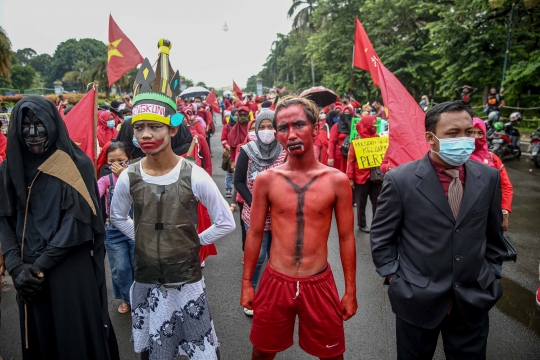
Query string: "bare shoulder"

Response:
xmin=323 ymin=165 xmax=350 ymax=185
xmin=253 ymin=168 xmax=275 ymax=186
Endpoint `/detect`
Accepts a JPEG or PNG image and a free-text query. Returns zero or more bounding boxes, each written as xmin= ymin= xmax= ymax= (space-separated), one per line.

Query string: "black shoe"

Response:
xmin=359 ymin=226 xmax=370 ymax=233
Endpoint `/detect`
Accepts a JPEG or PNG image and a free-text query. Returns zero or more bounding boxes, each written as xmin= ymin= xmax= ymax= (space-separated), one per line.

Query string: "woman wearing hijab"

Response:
xmin=470 ymin=118 xmax=513 ymax=231
xmin=181 ymin=106 xmax=206 ymax=137
xmin=234 ymin=110 xmax=286 ymax=316
xmin=0 ymin=96 xmax=119 ymax=359
xmin=328 ymin=104 xmax=353 ymax=173
xmin=97 ymin=111 xmax=118 ymax=148
xmin=228 ymin=106 xmax=251 ymax=169
xmin=346 ymin=116 xmax=382 ymax=233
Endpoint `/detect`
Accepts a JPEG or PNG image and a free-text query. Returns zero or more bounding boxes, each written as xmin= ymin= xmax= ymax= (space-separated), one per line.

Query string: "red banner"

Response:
xmin=64 ymin=88 xmax=97 ymax=160
xmin=206 ymin=90 xmax=221 ymax=114
xmin=378 ymin=62 xmax=430 ymax=171
xmin=108 ymin=14 xmax=144 ymax=86
xmin=233 ymin=80 xmax=243 ymax=100
xmin=353 ymin=18 xmax=381 ymax=86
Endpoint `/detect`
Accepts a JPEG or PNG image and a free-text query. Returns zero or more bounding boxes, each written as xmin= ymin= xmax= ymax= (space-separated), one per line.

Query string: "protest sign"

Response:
xmin=352 ymin=136 xmax=389 ymax=169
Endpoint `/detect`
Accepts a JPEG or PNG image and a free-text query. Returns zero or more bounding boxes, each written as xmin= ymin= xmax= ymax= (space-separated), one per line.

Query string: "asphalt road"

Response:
xmin=1 ymin=120 xmax=540 ymax=359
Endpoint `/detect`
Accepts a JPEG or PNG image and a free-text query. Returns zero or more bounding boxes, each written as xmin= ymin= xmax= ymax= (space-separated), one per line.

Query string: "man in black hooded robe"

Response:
xmin=0 ymin=96 xmax=119 ymax=360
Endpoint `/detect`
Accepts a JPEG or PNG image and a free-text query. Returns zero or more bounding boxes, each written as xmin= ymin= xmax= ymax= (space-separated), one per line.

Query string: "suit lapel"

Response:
xmin=415 ymin=155 xmax=455 ymax=223
xmin=455 ymin=161 xmax=485 ymax=227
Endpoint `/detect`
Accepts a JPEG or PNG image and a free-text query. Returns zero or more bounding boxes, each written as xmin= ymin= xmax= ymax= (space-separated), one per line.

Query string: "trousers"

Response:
xmin=353 ymin=181 xmax=382 ymax=228
xmin=105 ymin=226 xmax=135 ymax=304
xmin=396 ymin=305 xmax=489 ymax=360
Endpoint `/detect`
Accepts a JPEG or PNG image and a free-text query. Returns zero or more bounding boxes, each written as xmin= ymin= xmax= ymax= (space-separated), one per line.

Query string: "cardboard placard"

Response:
xmin=352 ymin=136 xmax=389 ymax=169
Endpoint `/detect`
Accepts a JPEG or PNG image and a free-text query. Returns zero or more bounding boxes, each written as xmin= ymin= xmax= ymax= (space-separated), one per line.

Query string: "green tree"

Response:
xmin=62 ymin=60 xmax=90 ymax=92
xmin=245 ymin=75 xmax=258 ymax=93
xmin=288 ymin=0 xmax=318 ymax=86
xmin=87 ymin=57 xmax=110 ymax=98
xmin=195 ymin=81 xmax=208 ymax=88
xmin=0 ymin=26 xmax=12 ymax=78
xmin=10 ymin=65 xmax=36 ymax=90
xmin=48 ymin=38 xmax=107 ymax=88
xmin=181 ymin=76 xmax=194 ymax=88
xmin=14 ymin=48 xmax=37 ymax=66
xmin=28 ymin=53 xmax=52 ymax=76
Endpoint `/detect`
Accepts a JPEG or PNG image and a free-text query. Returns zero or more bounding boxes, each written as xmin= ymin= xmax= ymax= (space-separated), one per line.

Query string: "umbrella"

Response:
xmin=299 ymin=86 xmax=339 ymax=107
xmin=180 ymin=86 xmax=210 ymax=98
xmin=223 ymin=90 xmax=232 ymax=96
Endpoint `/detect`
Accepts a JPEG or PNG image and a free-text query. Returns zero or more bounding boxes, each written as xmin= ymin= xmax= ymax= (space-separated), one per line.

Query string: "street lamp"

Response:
xmin=79 ymin=67 xmax=84 ymax=93
xmin=223 ymin=22 xmax=229 ymax=32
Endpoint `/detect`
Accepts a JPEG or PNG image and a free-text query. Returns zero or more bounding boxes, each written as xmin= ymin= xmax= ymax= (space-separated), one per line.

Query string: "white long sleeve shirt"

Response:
xmin=110 ymin=158 xmax=235 ymax=245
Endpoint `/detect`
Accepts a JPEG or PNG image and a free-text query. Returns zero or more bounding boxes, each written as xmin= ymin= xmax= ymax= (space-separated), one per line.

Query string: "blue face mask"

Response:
xmin=106 ymin=120 xmax=115 ymax=129
xmin=132 ymin=135 xmax=140 ymax=148
xmin=430 ymin=133 xmax=475 ymax=166
xmin=332 ymin=117 xmax=340 ymax=123
xmin=232 ymin=115 xmax=238 ymax=121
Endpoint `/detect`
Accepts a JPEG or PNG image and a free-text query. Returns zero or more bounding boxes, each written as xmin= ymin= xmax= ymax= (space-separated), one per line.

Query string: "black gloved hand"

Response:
xmin=10 ymin=263 xmax=44 ymax=302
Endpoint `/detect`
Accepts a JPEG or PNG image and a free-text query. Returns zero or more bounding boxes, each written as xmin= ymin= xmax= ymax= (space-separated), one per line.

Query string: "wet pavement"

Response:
xmin=1 ymin=123 xmax=539 ymax=359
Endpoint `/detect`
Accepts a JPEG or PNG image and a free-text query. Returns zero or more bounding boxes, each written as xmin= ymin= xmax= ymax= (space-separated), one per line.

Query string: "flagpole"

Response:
xmin=349 ymin=45 xmax=355 ymax=96
xmin=93 ymin=80 xmax=99 ymax=172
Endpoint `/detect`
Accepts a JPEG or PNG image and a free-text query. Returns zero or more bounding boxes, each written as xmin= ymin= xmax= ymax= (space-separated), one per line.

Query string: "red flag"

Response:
xmin=378 ymin=62 xmax=430 ymax=171
xmin=64 ymin=88 xmax=97 ymax=160
xmin=108 ymin=14 xmax=144 ymax=86
xmin=353 ymin=18 xmax=381 ymax=86
xmin=206 ymin=90 xmax=220 ymax=114
xmin=233 ymin=80 xmax=243 ymax=100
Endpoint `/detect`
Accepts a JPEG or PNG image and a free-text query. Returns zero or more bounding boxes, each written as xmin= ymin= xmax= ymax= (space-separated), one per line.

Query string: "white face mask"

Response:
xmin=257 ymin=129 xmax=276 ymax=144
xmin=248 ymin=131 xmax=257 ymax=141
xmin=320 ymin=113 xmax=327 ymax=120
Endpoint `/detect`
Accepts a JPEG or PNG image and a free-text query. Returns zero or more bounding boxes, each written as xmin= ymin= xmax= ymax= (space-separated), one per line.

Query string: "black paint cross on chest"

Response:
xmin=282 ymin=175 xmax=319 ymax=266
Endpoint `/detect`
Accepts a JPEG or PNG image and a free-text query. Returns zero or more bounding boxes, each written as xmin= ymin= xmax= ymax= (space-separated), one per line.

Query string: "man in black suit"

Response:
xmin=370 ymin=101 xmax=507 ymax=360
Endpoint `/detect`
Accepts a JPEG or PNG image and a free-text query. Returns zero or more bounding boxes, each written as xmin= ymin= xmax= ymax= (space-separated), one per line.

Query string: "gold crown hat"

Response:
xmin=131 ymin=39 xmax=183 ymax=126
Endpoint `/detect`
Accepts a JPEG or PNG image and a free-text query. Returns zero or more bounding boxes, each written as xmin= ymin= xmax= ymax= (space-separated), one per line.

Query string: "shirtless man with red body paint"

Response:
xmin=240 ymin=96 xmax=358 ymax=360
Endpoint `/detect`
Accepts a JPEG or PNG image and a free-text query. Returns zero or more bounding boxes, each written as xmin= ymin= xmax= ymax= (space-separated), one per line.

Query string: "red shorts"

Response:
xmin=250 ymin=263 xmax=345 ymax=358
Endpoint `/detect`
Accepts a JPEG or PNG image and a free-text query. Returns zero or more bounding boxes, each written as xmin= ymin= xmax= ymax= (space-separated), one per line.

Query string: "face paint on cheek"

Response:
xmin=139 ymin=138 xmax=165 ymax=152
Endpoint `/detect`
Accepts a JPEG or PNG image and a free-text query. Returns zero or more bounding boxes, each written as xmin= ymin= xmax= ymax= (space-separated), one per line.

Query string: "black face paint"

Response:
xmin=283 ymin=175 xmax=319 ymax=266
xmin=21 ymin=110 xmax=49 ymax=155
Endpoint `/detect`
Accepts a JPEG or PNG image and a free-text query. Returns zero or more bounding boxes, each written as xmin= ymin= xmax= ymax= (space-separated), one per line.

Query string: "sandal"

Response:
xmin=118 ymin=303 xmax=131 ymax=314
xmin=230 ymin=204 xmax=237 ymax=212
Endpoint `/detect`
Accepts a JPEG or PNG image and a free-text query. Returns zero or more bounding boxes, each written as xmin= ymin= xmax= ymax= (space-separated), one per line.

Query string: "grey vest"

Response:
xmin=128 ymin=160 xmax=201 ymax=285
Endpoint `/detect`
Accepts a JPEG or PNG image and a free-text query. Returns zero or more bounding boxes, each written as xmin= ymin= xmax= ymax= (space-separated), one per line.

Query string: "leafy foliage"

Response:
xmin=252 ymin=0 xmax=540 ymax=106
xmin=10 ymin=65 xmax=36 ymax=90
xmin=0 ymin=26 xmax=12 ymax=78
xmin=47 ymin=38 xmax=107 ymax=87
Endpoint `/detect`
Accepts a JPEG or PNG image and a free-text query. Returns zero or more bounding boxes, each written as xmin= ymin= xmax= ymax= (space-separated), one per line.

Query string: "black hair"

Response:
xmin=194 ymin=96 xmax=202 ymax=101
xmin=424 ymin=100 xmax=474 ymax=133
xmin=274 ymin=95 xmax=319 ymax=129
xmin=107 ymin=141 xmax=132 ymax=159
xmin=373 ymin=99 xmax=382 ymax=105
xmin=122 ymin=108 xmax=132 ymax=115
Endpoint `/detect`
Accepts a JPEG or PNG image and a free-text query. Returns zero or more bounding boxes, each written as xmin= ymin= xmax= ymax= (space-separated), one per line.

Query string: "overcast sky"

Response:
xmin=0 ymin=0 xmax=294 ymax=88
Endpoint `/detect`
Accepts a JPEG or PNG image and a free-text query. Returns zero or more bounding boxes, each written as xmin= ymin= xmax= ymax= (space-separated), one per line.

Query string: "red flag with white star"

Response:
xmin=353 ymin=18 xmax=381 ymax=86
xmin=108 ymin=15 xmax=143 ymax=86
